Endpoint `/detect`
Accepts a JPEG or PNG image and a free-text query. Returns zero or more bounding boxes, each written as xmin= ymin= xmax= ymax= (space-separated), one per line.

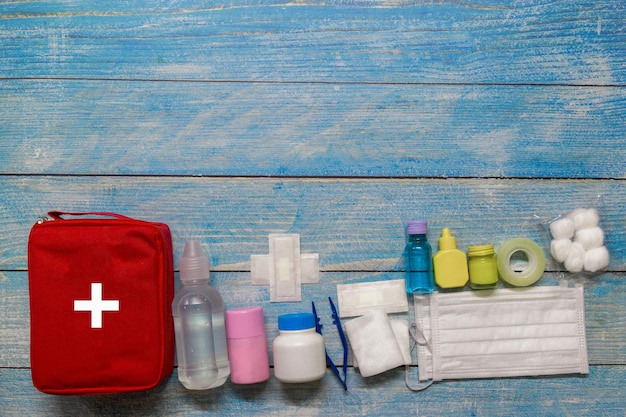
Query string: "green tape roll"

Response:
xmin=496 ymin=238 xmax=546 ymax=287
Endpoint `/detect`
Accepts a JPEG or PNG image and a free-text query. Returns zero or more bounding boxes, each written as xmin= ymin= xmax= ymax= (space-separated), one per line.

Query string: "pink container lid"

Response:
xmin=225 ymin=306 xmax=266 ymax=339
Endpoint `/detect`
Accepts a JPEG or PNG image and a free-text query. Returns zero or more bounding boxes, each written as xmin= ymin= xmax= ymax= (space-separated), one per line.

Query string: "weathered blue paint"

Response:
xmin=1 ymin=81 xmax=625 ymax=178
xmin=0 ymin=177 xmax=624 ymax=270
xmin=1 ymin=366 xmax=625 ymax=416
xmin=1 ymin=0 xmax=625 ymax=415
xmin=1 ymin=2 xmax=625 ymax=84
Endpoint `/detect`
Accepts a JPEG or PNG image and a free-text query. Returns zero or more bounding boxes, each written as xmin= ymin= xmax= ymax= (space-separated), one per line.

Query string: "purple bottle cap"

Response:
xmin=407 ymin=220 xmax=428 ymax=235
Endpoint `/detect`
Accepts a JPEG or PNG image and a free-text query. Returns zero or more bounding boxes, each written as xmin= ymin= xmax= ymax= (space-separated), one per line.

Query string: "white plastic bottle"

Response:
xmin=272 ymin=313 xmax=326 ymax=383
xmin=172 ymin=240 xmax=230 ymax=389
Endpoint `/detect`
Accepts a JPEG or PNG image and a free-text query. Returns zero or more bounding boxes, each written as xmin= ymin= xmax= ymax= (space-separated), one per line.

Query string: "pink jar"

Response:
xmin=225 ymin=306 xmax=270 ymax=384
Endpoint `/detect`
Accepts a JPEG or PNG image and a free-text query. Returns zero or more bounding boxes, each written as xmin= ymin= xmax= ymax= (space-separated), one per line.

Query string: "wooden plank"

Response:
xmin=1 ymin=80 xmax=625 ymax=178
xmin=1 ymin=2 xmax=625 ymax=84
xmin=2 ymin=270 xmax=624 ymax=368
xmin=1 ymin=366 xmax=624 ymax=416
xmin=1 ymin=176 xmax=623 ymax=271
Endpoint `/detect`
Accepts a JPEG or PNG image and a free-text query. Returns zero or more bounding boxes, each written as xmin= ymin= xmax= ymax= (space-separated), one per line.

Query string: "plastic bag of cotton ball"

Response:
xmin=549 ymin=207 xmax=609 ymax=274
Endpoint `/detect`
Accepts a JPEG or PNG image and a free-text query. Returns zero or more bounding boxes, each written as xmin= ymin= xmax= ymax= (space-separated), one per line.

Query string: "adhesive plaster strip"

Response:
xmin=336 ymin=279 xmax=408 ymax=318
xmin=251 ymin=254 xmax=270 ymax=285
xmin=251 ymin=235 xmax=320 ymax=288
xmin=269 ymin=234 xmax=301 ymax=302
xmin=301 ymin=253 xmax=320 ymax=284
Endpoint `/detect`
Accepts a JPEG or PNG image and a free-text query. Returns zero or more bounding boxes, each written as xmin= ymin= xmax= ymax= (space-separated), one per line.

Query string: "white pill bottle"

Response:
xmin=272 ymin=312 xmax=326 ymax=383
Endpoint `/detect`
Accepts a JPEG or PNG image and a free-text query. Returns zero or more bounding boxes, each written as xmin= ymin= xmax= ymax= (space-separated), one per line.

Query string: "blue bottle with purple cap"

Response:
xmin=405 ymin=220 xmax=435 ymax=294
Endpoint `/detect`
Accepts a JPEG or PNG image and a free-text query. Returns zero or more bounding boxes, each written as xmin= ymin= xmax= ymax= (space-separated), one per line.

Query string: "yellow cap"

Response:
xmin=438 ymin=228 xmax=457 ymax=251
xmin=468 ymin=244 xmax=495 ymax=257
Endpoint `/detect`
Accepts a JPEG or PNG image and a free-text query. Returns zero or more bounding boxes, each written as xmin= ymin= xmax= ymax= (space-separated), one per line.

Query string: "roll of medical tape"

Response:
xmin=496 ymin=238 xmax=546 ymax=287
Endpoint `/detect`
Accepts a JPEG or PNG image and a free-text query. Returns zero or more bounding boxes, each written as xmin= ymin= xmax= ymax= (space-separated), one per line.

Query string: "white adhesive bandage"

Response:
xmin=251 ymin=234 xmax=320 ymax=302
xmin=300 ymin=253 xmax=320 ymax=284
xmin=250 ymin=254 xmax=270 ymax=285
xmin=270 ymin=235 xmax=301 ymax=302
xmin=336 ymin=279 xmax=408 ymax=318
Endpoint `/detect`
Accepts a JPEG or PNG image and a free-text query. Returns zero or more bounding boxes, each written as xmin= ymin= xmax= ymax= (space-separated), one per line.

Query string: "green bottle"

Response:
xmin=468 ymin=244 xmax=498 ymax=290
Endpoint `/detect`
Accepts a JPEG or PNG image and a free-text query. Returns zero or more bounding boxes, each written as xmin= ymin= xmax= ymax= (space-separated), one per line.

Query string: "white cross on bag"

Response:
xmin=74 ymin=282 xmax=120 ymax=328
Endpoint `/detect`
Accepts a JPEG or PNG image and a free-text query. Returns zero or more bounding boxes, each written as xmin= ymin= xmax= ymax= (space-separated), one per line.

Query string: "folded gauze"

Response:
xmin=344 ymin=309 xmax=406 ymax=377
xmin=352 ymin=319 xmax=411 ymax=369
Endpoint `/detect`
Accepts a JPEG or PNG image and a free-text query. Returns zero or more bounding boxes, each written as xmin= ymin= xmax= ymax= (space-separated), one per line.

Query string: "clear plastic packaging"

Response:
xmin=548 ymin=208 xmax=610 ymax=276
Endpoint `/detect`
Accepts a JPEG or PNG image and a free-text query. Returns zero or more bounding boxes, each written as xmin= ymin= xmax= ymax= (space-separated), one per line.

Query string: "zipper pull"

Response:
xmin=35 ymin=216 xmax=49 ymax=225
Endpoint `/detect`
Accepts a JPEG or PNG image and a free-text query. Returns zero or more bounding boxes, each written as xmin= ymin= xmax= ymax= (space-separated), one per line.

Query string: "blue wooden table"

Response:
xmin=1 ymin=1 xmax=625 ymax=415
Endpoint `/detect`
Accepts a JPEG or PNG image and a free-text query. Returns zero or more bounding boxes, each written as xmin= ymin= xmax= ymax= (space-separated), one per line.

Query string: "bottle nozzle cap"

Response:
xmin=438 ymin=227 xmax=457 ymax=250
xmin=180 ymin=240 xmax=210 ymax=283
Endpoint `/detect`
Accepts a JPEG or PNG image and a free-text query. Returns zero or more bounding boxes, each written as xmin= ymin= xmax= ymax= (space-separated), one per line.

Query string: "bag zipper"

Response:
xmin=35 ymin=216 xmax=49 ymax=225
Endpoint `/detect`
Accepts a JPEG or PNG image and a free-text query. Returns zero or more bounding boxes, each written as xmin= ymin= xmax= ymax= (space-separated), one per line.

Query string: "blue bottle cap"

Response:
xmin=278 ymin=313 xmax=315 ymax=331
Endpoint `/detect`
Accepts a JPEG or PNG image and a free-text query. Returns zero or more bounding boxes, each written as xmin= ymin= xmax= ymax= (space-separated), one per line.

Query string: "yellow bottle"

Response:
xmin=433 ymin=228 xmax=469 ymax=288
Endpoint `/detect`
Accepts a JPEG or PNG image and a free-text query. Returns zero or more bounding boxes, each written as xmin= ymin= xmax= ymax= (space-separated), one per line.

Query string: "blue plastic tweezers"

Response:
xmin=311 ymin=297 xmax=348 ymax=391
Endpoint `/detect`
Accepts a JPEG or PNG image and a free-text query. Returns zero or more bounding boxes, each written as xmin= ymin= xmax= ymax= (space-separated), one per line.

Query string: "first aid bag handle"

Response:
xmin=48 ymin=211 xmax=135 ymax=221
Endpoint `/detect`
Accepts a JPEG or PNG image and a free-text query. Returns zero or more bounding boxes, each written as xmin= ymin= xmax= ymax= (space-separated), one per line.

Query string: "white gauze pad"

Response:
xmin=391 ymin=319 xmax=411 ymax=365
xmin=353 ymin=319 xmax=410 ymax=368
xmin=344 ymin=310 xmax=406 ymax=377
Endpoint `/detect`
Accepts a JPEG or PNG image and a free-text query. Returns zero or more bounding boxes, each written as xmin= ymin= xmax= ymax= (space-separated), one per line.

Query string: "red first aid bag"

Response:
xmin=28 ymin=211 xmax=175 ymax=394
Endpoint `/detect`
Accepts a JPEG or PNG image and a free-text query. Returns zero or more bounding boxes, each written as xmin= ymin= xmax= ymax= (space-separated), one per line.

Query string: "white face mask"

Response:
xmin=407 ymin=283 xmax=588 ymax=390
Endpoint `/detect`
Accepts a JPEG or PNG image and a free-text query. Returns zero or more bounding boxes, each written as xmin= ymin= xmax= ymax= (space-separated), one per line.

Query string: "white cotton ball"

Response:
xmin=564 ymin=242 xmax=586 ymax=273
xmin=567 ymin=208 xmax=585 ymax=220
xmin=568 ymin=208 xmax=599 ymax=231
xmin=584 ymin=246 xmax=610 ymax=273
xmin=549 ymin=217 xmax=575 ymax=239
xmin=550 ymin=239 xmax=572 ymax=263
xmin=575 ymin=226 xmax=605 ymax=250
xmin=566 ymin=208 xmax=586 ymax=230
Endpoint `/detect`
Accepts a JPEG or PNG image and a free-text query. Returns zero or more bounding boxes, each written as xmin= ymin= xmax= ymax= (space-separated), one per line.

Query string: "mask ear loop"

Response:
xmin=405 ymin=321 xmax=434 ymax=391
